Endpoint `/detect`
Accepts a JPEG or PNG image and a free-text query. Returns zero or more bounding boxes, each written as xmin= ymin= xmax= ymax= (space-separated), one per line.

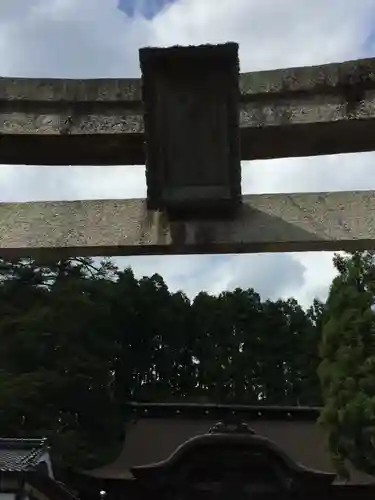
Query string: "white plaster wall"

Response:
xmin=0 ymin=493 xmax=16 ymax=500
xmin=39 ymin=451 xmax=54 ymax=479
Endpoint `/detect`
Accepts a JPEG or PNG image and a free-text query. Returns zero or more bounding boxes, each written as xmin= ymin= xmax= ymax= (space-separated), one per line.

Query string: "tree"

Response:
xmin=0 ymin=255 xmax=324 ymax=476
xmin=302 ymin=298 xmax=324 ymax=405
xmin=319 ymin=251 xmax=375 ymax=479
xmin=0 ymin=257 xmax=123 ymax=475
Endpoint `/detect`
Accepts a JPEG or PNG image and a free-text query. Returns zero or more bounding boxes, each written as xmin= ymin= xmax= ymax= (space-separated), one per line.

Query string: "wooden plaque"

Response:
xmin=139 ymin=42 xmax=241 ymax=217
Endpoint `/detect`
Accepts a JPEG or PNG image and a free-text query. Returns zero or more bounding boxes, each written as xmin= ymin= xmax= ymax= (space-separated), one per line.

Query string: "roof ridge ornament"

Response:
xmin=208 ymin=420 xmax=255 ymax=434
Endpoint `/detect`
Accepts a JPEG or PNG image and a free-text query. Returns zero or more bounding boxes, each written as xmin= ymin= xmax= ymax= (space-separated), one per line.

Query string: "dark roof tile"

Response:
xmin=0 ymin=437 xmax=49 ymax=472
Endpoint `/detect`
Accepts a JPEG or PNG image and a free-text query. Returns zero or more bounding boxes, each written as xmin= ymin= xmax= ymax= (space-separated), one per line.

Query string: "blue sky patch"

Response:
xmin=118 ymin=0 xmax=176 ymax=20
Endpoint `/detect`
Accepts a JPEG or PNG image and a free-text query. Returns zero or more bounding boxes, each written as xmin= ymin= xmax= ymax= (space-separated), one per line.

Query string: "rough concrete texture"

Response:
xmin=239 ymin=57 xmax=375 ymax=97
xmin=1 ymin=55 xmax=374 ymax=102
xmin=0 ymin=190 xmax=374 ymax=258
xmin=1 ymin=56 xmax=375 ymax=164
xmin=0 ymin=77 xmax=142 ymax=102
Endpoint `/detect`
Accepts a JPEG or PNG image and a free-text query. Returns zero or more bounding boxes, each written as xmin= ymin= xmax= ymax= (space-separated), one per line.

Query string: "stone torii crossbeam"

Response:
xmin=1 ymin=42 xmax=375 ymax=258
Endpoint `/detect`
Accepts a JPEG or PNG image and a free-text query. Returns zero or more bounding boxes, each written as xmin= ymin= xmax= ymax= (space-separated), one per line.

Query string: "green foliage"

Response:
xmin=0 ymin=258 xmax=124 ymax=475
xmin=0 ymin=256 xmax=323 ymax=477
xmin=319 ymin=251 xmax=375 ymax=479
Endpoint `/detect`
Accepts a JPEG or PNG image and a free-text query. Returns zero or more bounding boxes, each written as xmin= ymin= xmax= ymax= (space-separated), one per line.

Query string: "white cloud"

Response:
xmin=0 ymin=0 xmax=375 ymax=305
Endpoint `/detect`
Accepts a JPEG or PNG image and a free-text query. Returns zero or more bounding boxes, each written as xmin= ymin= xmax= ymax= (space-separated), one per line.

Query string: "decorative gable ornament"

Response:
xmin=130 ymin=421 xmax=335 ymax=497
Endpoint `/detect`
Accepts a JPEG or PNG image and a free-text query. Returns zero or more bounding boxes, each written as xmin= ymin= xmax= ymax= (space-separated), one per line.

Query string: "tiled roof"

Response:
xmin=127 ymin=402 xmax=321 ymax=421
xmin=0 ymin=437 xmax=49 ymax=472
xmin=25 ymin=472 xmax=79 ymax=500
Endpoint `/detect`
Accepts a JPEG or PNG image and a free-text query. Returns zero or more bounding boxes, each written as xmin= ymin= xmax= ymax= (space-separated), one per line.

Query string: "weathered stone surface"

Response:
xmin=1 ymin=56 xmax=375 ymax=165
xmin=0 ymin=190 xmax=374 ymax=258
xmin=239 ymin=57 xmax=375 ymax=96
xmin=2 ymin=56 xmax=374 ymax=102
xmin=139 ymin=43 xmax=241 ymax=213
xmin=0 ymin=77 xmax=142 ymax=102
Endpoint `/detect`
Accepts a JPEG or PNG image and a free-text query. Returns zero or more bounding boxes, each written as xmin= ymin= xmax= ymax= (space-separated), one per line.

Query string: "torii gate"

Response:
xmin=0 ymin=42 xmax=374 ymax=259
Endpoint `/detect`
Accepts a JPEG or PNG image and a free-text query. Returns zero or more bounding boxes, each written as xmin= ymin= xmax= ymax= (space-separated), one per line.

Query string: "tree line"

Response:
xmin=0 ymin=253 xmax=374 ymax=479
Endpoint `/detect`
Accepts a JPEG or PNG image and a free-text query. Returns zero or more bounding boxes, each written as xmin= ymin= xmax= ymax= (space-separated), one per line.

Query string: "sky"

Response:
xmin=1 ymin=0 xmax=375 ymax=308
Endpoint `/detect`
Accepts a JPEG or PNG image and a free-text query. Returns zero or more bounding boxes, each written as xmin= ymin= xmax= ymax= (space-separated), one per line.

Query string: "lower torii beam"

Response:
xmin=0 ymin=190 xmax=374 ymax=258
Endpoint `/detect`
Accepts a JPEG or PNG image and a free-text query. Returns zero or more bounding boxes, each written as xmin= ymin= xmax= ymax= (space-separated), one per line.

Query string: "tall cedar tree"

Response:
xmin=319 ymin=251 xmax=375 ymax=479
